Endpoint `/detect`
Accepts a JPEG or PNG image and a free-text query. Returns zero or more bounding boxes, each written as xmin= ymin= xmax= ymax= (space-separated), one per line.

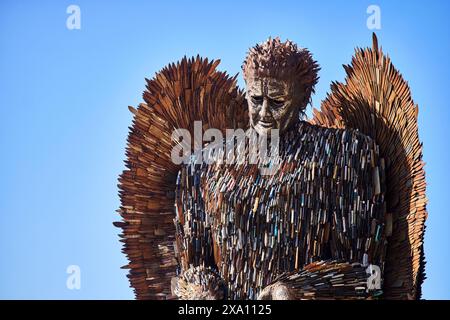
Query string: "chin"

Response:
xmin=253 ymin=123 xmax=274 ymax=136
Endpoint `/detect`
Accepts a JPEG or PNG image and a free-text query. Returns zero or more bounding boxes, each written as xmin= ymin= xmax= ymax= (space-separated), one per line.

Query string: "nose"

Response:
xmin=260 ymin=98 xmax=271 ymax=121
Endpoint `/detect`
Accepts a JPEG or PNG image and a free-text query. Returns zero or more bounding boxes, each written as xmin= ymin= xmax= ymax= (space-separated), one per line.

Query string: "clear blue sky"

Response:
xmin=0 ymin=0 xmax=448 ymax=299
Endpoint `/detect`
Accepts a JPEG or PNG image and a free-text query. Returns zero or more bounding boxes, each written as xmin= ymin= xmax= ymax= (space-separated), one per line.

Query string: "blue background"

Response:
xmin=0 ymin=0 xmax=448 ymax=299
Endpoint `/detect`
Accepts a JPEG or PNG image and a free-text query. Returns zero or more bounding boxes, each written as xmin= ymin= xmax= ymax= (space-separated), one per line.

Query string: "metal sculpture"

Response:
xmin=116 ymin=34 xmax=427 ymax=300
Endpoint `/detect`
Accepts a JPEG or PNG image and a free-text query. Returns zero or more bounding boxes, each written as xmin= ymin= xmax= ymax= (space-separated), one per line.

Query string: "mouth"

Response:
xmin=257 ymin=120 xmax=274 ymax=128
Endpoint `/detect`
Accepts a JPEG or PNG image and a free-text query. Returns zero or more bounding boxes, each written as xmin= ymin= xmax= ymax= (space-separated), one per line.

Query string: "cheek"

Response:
xmin=272 ymin=104 xmax=292 ymax=122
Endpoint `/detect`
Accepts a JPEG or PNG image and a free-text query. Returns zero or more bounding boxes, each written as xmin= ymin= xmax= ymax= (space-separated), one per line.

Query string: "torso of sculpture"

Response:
xmin=174 ymin=120 xmax=387 ymax=299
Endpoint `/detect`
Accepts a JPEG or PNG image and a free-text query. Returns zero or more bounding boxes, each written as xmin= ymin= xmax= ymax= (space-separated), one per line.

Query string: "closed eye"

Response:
xmin=251 ymin=96 xmax=263 ymax=104
xmin=270 ymin=98 xmax=285 ymax=109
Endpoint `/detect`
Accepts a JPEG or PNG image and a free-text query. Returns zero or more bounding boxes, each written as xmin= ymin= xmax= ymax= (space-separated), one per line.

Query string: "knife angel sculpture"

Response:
xmin=116 ymin=34 xmax=427 ymax=300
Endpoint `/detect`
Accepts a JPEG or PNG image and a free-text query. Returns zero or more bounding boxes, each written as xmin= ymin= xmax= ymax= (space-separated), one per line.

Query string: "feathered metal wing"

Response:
xmin=310 ymin=34 xmax=427 ymax=299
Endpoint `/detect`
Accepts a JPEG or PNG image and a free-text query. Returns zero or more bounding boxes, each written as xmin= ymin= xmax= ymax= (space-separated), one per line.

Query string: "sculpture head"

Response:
xmin=242 ymin=37 xmax=319 ymax=135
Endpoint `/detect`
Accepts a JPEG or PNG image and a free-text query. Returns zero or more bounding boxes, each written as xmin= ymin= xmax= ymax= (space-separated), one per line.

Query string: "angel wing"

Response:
xmin=310 ymin=33 xmax=427 ymax=299
xmin=115 ymin=56 xmax=247 ymax=299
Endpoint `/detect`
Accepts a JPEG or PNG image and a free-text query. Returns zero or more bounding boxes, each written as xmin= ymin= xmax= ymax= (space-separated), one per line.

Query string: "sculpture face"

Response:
xmin=246 ymin=76 xmax=301 ymax=135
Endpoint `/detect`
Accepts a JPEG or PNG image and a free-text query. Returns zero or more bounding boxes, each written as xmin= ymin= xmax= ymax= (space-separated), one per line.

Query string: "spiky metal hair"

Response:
xmin=242 ymin=37 xmax=320 ymax=110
